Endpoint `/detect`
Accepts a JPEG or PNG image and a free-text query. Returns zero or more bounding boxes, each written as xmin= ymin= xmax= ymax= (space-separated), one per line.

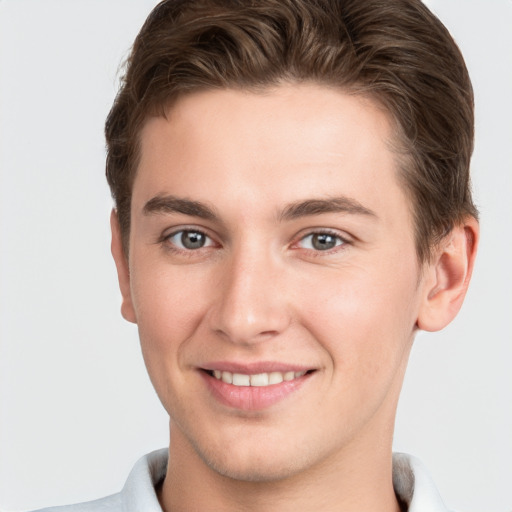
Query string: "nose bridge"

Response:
xmin=210 ymin=239 xmax=289 ymax=344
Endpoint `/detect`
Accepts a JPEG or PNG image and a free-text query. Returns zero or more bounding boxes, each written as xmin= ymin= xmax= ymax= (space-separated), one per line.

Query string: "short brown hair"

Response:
xmin=105 ymin=0 xmax=477 ymax=261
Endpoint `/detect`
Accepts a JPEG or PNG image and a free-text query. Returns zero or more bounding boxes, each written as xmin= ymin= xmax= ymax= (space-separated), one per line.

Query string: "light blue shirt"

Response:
xmin=33 ymin=449 xmax=451 ymax=511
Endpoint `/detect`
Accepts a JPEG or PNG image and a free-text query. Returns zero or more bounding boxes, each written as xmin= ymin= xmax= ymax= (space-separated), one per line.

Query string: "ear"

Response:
xmin=417 ymin=217 xmax=479 ymax=332
xmin=110 ymin=210 xmax=137 ymax=324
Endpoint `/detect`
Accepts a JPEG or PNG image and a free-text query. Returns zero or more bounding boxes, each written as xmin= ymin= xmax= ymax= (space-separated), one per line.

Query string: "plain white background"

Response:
xmin=0 ymin=1 xmax=510 ymax=510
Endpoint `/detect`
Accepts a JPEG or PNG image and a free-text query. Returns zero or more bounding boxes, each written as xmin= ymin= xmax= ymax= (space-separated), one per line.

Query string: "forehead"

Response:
xmin=133 ymin=84 xmax=412 ymax=227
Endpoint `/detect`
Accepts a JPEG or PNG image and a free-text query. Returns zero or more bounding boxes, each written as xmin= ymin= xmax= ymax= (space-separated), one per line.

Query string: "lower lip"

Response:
xmin=201 ymin=371 xmax=312 ymax=411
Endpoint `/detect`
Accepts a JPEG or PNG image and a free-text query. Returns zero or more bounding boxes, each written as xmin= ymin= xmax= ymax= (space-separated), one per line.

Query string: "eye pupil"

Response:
xmin=181 ymin=231 xmax=205 ymax=249
xmin=312 ymin=233 xmax=337 ymax=250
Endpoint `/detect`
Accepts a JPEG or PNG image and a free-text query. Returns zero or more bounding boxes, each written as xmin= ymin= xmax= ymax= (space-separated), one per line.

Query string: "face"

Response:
xmin=116 ymin=84 xmax=430 ymax=482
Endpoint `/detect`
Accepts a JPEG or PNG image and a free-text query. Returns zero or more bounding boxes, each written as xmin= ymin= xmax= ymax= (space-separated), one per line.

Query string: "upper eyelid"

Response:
xmin=162 ymin=225 xmax=212 ymax=239
xmin=160 ymin=227 xmax=217 ymax=250
xmin=294 ymin=227 xmax=352 ymax=243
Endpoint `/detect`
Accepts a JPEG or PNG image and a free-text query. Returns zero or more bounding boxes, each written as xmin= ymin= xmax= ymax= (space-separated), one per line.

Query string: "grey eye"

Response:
xmin=168 ymin=230 xmax=213 ymax=250
xmin=299 ymin=233 xmax=343 ymax=251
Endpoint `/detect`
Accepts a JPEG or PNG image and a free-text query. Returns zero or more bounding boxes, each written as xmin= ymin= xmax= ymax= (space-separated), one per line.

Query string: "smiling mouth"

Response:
xmin=201 ymin=367 xmax=316 ymax=410
xmin=204 ymin=369 xmax=314 ymax=387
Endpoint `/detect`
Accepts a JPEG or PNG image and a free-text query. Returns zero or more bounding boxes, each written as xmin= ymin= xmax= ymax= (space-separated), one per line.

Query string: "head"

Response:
xmin=106 ymin=0 xmax=479 ymax=494
xmin=106 ymin=0 xmax=477 ymax=263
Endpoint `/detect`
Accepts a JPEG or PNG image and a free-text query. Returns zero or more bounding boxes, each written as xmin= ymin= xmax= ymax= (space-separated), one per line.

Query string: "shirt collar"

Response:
xmin=121 ymin=448 xmax=167 ymax=512
xmin=393 ymin=452 xmax=451 ymax=512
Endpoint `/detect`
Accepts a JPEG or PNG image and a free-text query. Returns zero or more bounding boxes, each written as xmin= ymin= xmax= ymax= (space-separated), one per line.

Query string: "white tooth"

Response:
xmin=232 ymin=373 xmax=250 ymax=386
xmin=250 ymin=373 xmax=269 ymax=387
xmin=268 ymin=372 xmax=284 ymax=385
xmin=217 ymin=370 xmax=302 ymax=386
xmin=221 ymin=371 xmax=233 ymax=384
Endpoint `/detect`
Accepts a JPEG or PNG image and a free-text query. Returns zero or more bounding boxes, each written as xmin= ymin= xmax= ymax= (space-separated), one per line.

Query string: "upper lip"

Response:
xmin=200 ymin=361 xmax=315 ymax=374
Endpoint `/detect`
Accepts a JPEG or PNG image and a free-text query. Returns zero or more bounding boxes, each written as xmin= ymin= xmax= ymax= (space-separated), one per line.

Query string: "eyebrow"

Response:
xmin=143 ymin=195 xmax=218 ymax=220
xmin=279 ymin=197 xmax=377 ymax=221
xmin=142 ymin=194 xmax=377 ymax=222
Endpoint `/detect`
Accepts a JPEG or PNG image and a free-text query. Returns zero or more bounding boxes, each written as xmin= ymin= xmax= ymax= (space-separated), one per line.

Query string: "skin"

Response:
xmin=111 ymin=84 xmax=478 ymax=511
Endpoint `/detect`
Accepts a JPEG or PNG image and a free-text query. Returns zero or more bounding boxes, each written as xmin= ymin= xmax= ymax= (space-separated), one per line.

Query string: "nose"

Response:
xmin=208 ymin=248 xmax=291 ymax=345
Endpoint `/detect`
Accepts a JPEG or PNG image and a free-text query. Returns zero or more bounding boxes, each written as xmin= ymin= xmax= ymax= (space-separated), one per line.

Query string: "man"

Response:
xmin=36 ymin=0 xmax=478 ymax=510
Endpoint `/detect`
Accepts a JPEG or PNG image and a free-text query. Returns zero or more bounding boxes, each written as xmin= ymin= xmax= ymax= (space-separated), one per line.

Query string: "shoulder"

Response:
xmin=29 ymin=449 xmax=168 ymax=512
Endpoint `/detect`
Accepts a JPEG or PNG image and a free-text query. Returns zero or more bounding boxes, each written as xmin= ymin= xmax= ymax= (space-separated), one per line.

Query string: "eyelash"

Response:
xmin=159 ymin=228 xmax=351 ymax=256
xmin=292 ymin=229 xmax=350 ymax=255
xmin=161 ymin=228 xmax=216 ymax=255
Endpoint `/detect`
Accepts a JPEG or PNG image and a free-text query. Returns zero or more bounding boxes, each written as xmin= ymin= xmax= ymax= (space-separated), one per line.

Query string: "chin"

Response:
xmin=191 ymin=434 xmax=314 ymax=483
xmin=203 ymin=454 xmax=304 ymax=483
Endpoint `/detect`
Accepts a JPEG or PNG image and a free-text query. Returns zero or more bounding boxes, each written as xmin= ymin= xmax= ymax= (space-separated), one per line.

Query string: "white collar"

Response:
xmin=393 ymin=452 xmax=451 ymax=512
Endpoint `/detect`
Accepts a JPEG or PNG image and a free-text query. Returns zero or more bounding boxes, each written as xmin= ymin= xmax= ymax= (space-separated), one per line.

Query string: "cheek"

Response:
xmin=132 ymin=261 xmax=207 ymax=332
xmin=301 ymin=262 xmax=420 ymax=380
xmin=130 ymin=264 xmax=209 ymax=384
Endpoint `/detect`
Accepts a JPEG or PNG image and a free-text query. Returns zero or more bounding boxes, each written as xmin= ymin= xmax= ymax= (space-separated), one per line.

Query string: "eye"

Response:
xmin=166 ymin=229 xmax=215 ymax=250
xmin=298 ymin=232 xmax=345 ymax=251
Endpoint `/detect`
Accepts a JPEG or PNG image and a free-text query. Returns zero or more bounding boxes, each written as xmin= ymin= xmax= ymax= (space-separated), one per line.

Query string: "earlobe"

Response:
xmin=110 ymin=210 xmax=137 ymax=324
xmin=417 ymin=217 xmax=479 ymax=332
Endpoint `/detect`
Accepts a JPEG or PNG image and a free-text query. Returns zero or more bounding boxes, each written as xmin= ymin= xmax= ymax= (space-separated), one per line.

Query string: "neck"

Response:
xmin=158 ymin=424 xmax=401 ymax=512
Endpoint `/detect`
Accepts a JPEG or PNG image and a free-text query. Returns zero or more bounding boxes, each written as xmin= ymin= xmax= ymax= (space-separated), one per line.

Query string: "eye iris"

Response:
xmin=312 ymin=233 xmax=337 ymax=250
xmin=181 ymin=231 xmax=205 ymax=249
